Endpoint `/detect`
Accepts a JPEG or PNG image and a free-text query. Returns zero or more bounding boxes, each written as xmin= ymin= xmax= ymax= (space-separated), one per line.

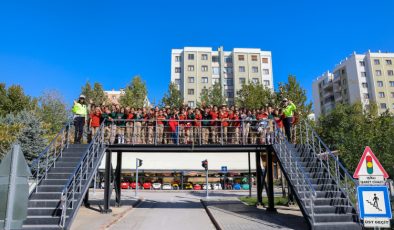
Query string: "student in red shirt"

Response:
xmin=168 ymin=114 xmax=178 ymax=144
xmin=194 ymin=109 xmax=202 ymax=144
xmin=219 ymin=106 xmax=229 ymax=144
xmin=210 ymin=106 xmax=219 ymax=143
xmin=156 ymin=110 xmax=166 ymax=144
xmin=89 ymin=107 xmax=102 ymax=139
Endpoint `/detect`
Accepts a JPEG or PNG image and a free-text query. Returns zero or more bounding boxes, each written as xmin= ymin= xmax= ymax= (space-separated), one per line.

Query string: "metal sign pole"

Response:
xmin=135 ymin=159 xmax=139 ymax=197
xmin=206 ymin=168 xmax=209 ymax=198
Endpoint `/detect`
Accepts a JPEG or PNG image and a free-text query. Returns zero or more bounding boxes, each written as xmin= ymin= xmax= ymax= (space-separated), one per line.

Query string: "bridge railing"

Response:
xmin=29 ymin=121 xmax=74 ymax=193
xmin=294 ymin=121 xmax=359 ymax=210
xmin=104 ymin=119 xmax=277 ymax=146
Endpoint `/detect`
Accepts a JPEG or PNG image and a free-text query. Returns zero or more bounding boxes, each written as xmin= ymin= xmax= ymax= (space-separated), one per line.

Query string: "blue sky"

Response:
xmin=1 ymin=0 xmax=393 ymax=108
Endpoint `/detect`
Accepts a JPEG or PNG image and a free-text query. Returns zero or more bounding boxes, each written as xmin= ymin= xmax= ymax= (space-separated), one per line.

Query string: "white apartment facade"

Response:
xmin=313 ymin=51 xmax=394 ymax=118
xmin=171 ymin=47 xmax=273 ymax=107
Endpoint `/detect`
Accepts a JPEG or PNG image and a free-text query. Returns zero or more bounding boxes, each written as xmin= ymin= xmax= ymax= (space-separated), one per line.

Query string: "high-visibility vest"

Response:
xmin=283 ymin=102 xmax=296 ymax=117
xmin=72 ymin=103 xmax=87 ymax=117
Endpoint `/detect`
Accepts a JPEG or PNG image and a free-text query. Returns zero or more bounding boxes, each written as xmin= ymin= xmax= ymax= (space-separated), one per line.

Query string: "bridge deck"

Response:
xmin=106 ymin=144 xmax=271 ymax=152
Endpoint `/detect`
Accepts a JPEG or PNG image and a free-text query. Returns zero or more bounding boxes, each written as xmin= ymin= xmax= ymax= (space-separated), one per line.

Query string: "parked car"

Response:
xmin=242 ymin=184 xmax=250 ymax=190
xmin=120 ymin=182 xmax=130 ymax=189
xmin=143 ymin=182 xmax=152 ymax=190
xmin=193 ymin=184 xmax=202 ymax=190
xmin=162 ymin=183 xmax=172 ymax=190
xmin=172 ymin=183 xmax=179 ymax=190
xmin=184 ymin=183 xmax=193 ymax=190
xmin=233 ymin=183 xmax=241 ymax=190
xmin=202 ymin=183 xmax=211 ymax=190
xmin=212 ymin=183 xmax=221 ymax=190
xmin=152 ymin=183 xmax=162 ymax=190
xmin=130 ymin=182 xmax=141 ymax=189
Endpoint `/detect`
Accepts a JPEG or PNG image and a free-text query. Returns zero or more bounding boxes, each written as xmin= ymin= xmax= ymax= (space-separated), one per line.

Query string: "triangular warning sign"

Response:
xmin=353 ymin=146 xmax=389 ymax=179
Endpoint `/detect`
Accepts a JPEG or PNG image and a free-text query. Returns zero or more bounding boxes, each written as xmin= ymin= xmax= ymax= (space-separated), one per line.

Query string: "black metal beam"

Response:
xmin=115 ymin=151 xmax=122 ymax=207
xmin=255 ymin=151 xmax=263 ymax=205
xmin=266 ymin=146 xmax=277 ymax=212
xmin=102 ymin=150 xmax=112 ymax=213
xmin=248 ymin=152 xmax=252 ymax=197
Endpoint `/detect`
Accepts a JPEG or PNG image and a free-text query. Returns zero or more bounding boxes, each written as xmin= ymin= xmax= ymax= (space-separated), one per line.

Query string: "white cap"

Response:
xmin=79 ymin=94 xmax=86 ymax=99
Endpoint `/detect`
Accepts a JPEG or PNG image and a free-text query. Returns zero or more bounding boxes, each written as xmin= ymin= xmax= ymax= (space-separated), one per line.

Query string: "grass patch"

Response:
xmin=239 ymin=196 xmax=288 ymax=206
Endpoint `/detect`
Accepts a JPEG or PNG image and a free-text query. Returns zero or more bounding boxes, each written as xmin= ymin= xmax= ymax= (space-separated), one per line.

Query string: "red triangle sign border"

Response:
xmin=353 ymin=146 xmax=389 ymax=179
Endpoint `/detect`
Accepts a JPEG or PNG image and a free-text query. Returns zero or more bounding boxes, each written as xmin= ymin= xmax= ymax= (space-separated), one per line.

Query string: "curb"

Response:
xmin=200 ymin=199 xmax=222 ymax=230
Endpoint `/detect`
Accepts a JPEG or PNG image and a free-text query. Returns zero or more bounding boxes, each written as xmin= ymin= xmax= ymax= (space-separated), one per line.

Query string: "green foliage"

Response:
xmin=38 ymin=90 xmax=69 ymax=137
xmin=0 ymin=83 xmax=36 ymax=116
xmin=0 ymin=123 xmax=22 ymax=160
xmin=0 ymin=111 xmax=47 ymax=162
xmin=119 ymin=76 xmax=148 ymax=108
xmin=278 ymin=75 xmax=312 ymax=118
xmin=198 ymin=83 xmax=226 ymax=106
xmin=161 ymin=82 xmax=183 ymax=108
xmin=236 ymin=82 xmax=274 ymax=109
xmin=81 ymin=81 xmax=107 ymax=105
xmin=317 ymin=103 xmax=394 ymax=178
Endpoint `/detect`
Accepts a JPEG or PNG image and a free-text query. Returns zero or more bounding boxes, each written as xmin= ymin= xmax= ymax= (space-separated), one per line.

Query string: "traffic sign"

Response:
xmin=353 ymin=146 xmax=388 ymax=185
xmin=221 ymin=166 xmax=227 ymax=173
xmin=357 ymin=186 xmax=392 ymax=228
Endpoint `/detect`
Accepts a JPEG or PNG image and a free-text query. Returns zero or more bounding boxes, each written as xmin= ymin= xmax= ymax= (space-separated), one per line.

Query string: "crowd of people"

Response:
xmin=72 ymin=95 xmax=297 ymax=145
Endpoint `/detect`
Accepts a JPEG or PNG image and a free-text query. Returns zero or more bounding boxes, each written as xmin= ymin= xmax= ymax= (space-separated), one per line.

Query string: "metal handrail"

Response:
xmin=59 ymin=121 xmax=105 ymax=228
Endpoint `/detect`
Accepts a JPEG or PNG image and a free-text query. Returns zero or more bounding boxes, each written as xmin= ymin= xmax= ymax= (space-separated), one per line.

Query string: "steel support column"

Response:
xmin=103 ymin=150 xmax=112 ymax=213
xmin=255 ymin=151 xmax=263 ymax=205
xmin=83 ymin=188 xmax=90 ymax=207
xmin=248 ymin=152 xmax=252 ymax=197
xmin=115 ymin=151 xmax=122 ymax=207
xmin=266 ymin=146 xmax=277 ymax=212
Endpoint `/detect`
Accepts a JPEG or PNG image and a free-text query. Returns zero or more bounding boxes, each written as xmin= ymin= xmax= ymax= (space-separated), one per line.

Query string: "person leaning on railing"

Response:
xmin=101 ymin=106 xmax=115 ymax=144
xmin=72 ymin=94 xmax=88 ymax=144
xmin=282 ymin=98 xmax=297 ymax=141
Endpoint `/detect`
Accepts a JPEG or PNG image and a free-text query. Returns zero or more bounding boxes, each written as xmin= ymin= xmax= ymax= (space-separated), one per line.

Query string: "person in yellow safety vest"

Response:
xmin=282 ymin=98 xmax=296 ymax=141
xmin=72 ymin=95 xmax=88 ymax=144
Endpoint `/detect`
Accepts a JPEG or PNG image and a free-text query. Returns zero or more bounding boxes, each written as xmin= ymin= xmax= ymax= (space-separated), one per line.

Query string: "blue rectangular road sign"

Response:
xmin=357 ymin=186 xmax=392 ymax=219
xmin=221 ymin=166 xmax=227 ymax=173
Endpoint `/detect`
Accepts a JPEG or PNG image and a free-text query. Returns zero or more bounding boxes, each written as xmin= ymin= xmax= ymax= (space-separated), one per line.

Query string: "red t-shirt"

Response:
xmin=219 ymin=112 xmax=229 ymax=127
xmin=168 ymin=118 xmax=178 ymax=132
xmin=194 ymin=114 xmax=202 ymax=127
xmin=210 ymin=111 xmax=218 ymax=126
xmin=230 ymin=114 xmax=240 ymax=127
xmin=157 ymin=115 xmax=166 ymax=125
xmin=90 ymin=113 xmax=101 ymax=127
xmin=257 ymin=113 xmax=268 ymax=120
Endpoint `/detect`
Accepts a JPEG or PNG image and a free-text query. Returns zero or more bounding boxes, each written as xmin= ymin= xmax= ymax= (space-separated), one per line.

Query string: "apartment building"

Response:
xmin=171 ymin=47 xmax=273 ymax=107
xmin=313 ymin=51 xmax=394 ymax=118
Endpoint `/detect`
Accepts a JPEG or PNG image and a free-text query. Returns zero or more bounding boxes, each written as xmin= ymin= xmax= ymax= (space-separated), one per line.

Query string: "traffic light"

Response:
xmin=366 ymin=155 xmax=373 ymax=174
xmin=137 ymin=159 xmax=143 ymax=167
xmin=201 ymin=159 xmax=208 ymax=170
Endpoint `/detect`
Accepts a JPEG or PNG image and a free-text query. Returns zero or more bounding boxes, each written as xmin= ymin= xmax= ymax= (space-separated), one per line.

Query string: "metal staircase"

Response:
xmin=273 ymin=121 xmax=362 ymax=230
xmin=24 ymin=122 xmax=106 ymax=230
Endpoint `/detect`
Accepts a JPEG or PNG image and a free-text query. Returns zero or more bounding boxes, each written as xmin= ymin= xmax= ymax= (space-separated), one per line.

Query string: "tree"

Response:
xmin=161 ymin=82 xmax=183 ymax=108
xmin=91 ymin=83 xmax=107 ymax=105
xmin=278 ymin=75 xmax=312 ymax=118
xmin=119 ymin=76 xmax=148 ymax=108
xmin=38 ymin=90 xmax=69 ymax=137
xmin=0 ymin=123 xmax=22 ymax=161
xmin=198 ymin=87 xmax=210 ymax=107
xmin=198 ymin=83 xmax=226 ymax=106
xmin=0 ymin=83 xmax=35 ymax=116
xmin=81 ymin=81 xmax=93 ymax=103
xmin=236 ymin=82 xmax=274 ymax=109
xmin=0 ymin=111 xmax=47 ymax=162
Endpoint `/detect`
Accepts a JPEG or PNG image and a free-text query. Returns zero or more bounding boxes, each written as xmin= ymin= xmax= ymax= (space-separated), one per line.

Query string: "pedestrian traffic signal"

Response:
xmin=201 ymin=159 xmax=208 ymax=170
xmin=366 ymin=155 xmax=373 ymax=174
xmin=137 ymin=159 xmax=143 ymax=167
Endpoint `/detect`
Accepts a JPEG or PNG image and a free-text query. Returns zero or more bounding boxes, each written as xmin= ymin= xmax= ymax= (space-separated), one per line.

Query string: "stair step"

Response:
xmin=305 ymin=205 xmax=355 ymax=214
xmin=57 ymin=157 xmax=81 ymax=163
xmin=299 ymin=190 xmax=343 ymax=198
xmin=41 ymin=179 xmax=69 ymax=186
xmin=310 ymin=178 xmax=335 ymax=185
xmin=313 ymin=198 xmax=351 ymax=206
xmin=295 ymin=183 xmax=338 ymax=191
xmin=24 ymin=216 xmax=61 ymax=225
xmin=48 ymin=167 xmax=76 ymax=173
xmin=313 ymin=213 xmax=355 ymax=223
xmin=46 ymin=173 xmax=73 ymax=180
xmin=27 ymin=207 xmax=72 ymax=216
xmin=22 ymin=224 xmax=61 ymax=230
xmin=30 ymin=192 xmax=62 ymax=200
xmin=54 ymin=161 xmax=80 ymax=167
xmin=28 ymin=200 xmax=61 ymax=208
xmin=36 ymin=186 xmax=64 ymax=193
xmin=313 ymin=222 xmax=362 ymax=230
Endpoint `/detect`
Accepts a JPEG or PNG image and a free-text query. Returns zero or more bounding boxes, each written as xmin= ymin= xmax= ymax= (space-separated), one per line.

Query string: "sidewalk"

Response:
xmin=202 ymin=198 xmax=308 ymax=230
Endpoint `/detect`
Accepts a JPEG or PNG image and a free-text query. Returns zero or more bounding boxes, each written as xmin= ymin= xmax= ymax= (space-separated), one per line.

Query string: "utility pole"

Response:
xmin=135 ymin=158 xmax=143 ymax=197
xmin=202 ymin=159 xmax=208 ymax=198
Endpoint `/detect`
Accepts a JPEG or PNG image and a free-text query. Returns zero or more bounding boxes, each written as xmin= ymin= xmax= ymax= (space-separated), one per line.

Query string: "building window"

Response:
xmin=201 ymin=54 xmax=208 ymax=60
xmin=225 ymin=78 xmax=233 ymax=86
xmin=252 ymin=78 xmax=259 ymax=84
xmin=263 ymin=69 xmax=270 ymax=75
xmin=212 ymin=78 xmax=220 ymax=84
xmin=379 ymin=92 xmax=385 ymax=98
xmin=380 ymin=103 xmax=387 ymax=109
xmin=363 ymin=93 xmax=369 ymax=99
xmin=225 ymin=57 xmax=232 ymax=63
xmin=188 ymin=54 xmax=194 ymax=60
xmin=341 ymin=69 xmax=346 ymax=75
xmin=359 ymin=61 xmax=365 ymax=66
xmin=238 ymin=55 xmax=245 ymax=61
xmin=390 ymin=81 xmax=394 ymax=87
xmin=225 ymin=67 xmax=233 ymax=74
xmin=392 ymin=103 xmax=394 ymax=109
xmin=188 ymin=101 xmax=195 ymax=107
xmin=187 ymin=65 xmax=194 ymax=71
xmin=188 ymin=89 xmax=195 ymax=95
xmin=239 ymin=78 xmax=246 ymax=84
xmin=264 ymin=80 xmax=270 ymax=86
xmin=201 ymin=65 xmax=208 ymax=72
xmin=251 ymin=55 xmax=258 ymax=61
xmin=362 ymin=82 xmax=368 ymax=88
xmin=212 ymin=67 xmax=220 ymax=75
xmin=374 ymin=59 xmax=380 ymax=65
xmin=388 ymin=70 xmax=394 ymax=76
xmin=212 ymin=56 xmax=219 ymax=62
xmin=239 ymin=66 xmax=245 ymax=72
xmin=376 ymin=70 xmax=382 ymax=76
xmin=188 ymin=77 xmax=195 ymax=83
xmin=391 ymin=92 xmax=394 ymax=98
xmin=262 ymin=58 xmax=269 ymax=63
xmin=361 ymin=72 xmax=367 ymax=77
xmin=386 ymin=60 xmax=392 ymax=65
xmin=175 ymin=56 xmax=181 ymax=62
xmin=377 ymin=81 xmax=383 ymax=87
xmin=201 ymin=77 xmax=208 ymax=83
xmin=226 ymin=92 xmax=234 ymax=98
xmin=252 ymin=66 xmax=259 ymax=73
xmin=175 ymin=67 xmax=181 ymax=73
xmin=175 ymin=79 xmax=180 ymax=85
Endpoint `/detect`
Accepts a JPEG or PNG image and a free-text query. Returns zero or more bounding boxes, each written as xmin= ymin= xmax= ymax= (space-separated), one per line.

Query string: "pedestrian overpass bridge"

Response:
xmin=23 ymin=121 xmax=362 ymax=230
